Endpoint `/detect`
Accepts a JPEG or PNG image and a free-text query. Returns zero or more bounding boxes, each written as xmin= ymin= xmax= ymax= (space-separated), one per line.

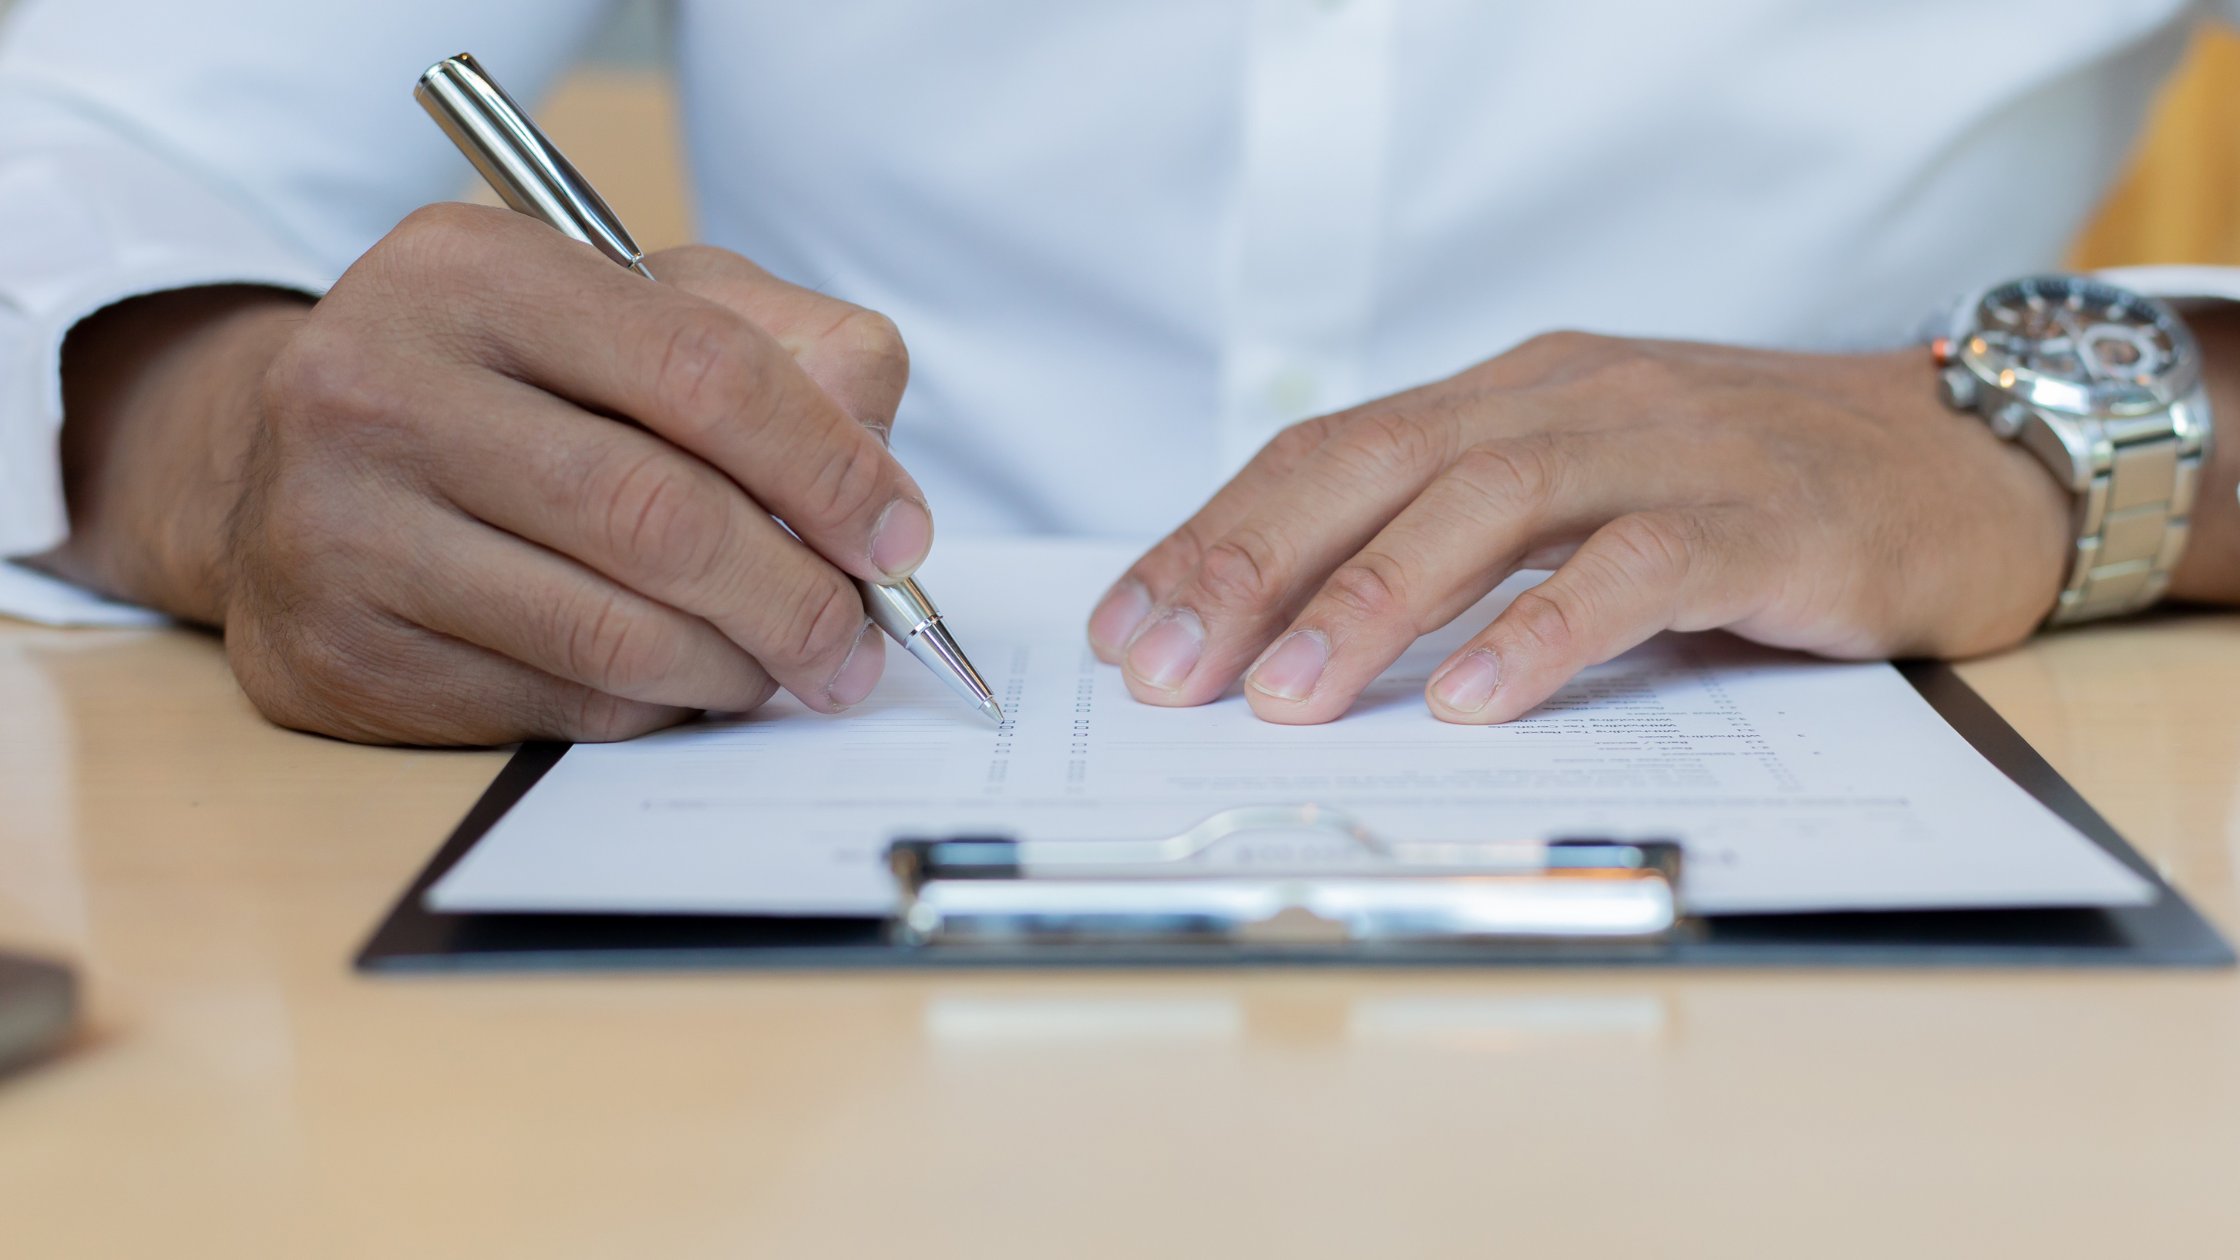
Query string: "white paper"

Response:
xmin=430 ymin=538 xmax=2151 ymax=917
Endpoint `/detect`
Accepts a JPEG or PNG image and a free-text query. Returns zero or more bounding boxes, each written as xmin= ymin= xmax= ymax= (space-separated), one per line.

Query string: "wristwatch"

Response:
xmin=1933 ymin=274 xmax=2211 ymax=625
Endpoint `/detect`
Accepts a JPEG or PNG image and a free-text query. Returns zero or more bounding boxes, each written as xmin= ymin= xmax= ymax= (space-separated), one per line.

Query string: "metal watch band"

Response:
xmin=2046 ymin=385 xmax=2207 ymax=626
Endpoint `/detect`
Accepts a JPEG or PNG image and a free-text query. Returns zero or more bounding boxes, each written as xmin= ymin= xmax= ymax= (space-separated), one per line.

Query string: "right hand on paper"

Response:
xmin=40 ymin=204 xmax=926 ymax=744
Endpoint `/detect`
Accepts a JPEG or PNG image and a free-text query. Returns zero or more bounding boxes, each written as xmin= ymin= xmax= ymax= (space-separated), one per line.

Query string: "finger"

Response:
xmin=372 ymin=504 xmax=785 ymax=713
xmin=1087 ymin=413 xmax=1348 ymax=659
xmin=1238 ymin=431 xmax=1628 ymax=724
xmin=226 ymin=598 xmax=702 ymax=747
xmin=648 ymin=245 xmax=910 ymax=437
xmin=1088 ymin=354 xmax=1599 ymax=662
xmin=421 ymin=374 xmax=882 ymax=712
xmin=374 ymin=204 xmax=932 ymax=584
xmin=1088 ymin=335 xmax=1785 ymax=666
xmin=1116 ymin=398 xmax=1499 ymax=706
xmin=1423 ymin=507 xmax=1762 ymax=725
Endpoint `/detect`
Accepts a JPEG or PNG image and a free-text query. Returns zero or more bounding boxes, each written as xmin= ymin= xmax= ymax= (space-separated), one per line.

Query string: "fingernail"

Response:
xmin=1125 ymin=609 xmax=1204 ymax=691
xmin=1088 ymin=580 xmax=1153 ymax=653
xmin=870 ymin=499 xmax=933 ymax=578
xmin=827 ymin=620 xmax=884 ymax=709
xmin=1248 ymin=631 xmax=1328 ymax=702
xmin=1430 ymin=650 xmax=1500 ymax=714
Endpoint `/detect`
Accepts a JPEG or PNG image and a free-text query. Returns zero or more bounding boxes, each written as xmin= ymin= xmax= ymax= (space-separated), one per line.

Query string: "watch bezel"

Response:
xmin=1952 ymin=275 xmax=2200 ymax=418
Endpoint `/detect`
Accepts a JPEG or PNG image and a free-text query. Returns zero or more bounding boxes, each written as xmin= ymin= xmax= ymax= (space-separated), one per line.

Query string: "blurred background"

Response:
xmin=520 ymin=0 xmax=2240 ymax=271
xmin=5 ymin=0 xmax=2240 ymax=276
xmin=2069 ymin=24 xmax=2240 ymax=269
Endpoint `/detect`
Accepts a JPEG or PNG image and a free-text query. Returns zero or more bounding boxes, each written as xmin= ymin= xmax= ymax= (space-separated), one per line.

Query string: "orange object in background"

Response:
xmin=2073 ymin=26 xmax=2240 ymax=269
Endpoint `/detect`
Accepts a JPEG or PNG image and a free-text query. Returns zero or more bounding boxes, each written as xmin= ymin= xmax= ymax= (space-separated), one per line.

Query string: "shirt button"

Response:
xmin=1265 ymin=366 xmax=1321 ymax=420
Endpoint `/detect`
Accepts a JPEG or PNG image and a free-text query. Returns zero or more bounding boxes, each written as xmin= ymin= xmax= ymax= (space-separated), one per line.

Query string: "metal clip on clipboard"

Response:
xmin=887 ymin=805 xmax=1684 ymax=949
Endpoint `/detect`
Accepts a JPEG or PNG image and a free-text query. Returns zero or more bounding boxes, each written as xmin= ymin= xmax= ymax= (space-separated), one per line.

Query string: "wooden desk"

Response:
xmin=2 ymin=614 xmax=2237 ymax=1259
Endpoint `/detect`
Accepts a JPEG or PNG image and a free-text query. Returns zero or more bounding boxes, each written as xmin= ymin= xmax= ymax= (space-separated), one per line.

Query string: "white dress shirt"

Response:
xmin=4 ymin=0 xmax=2240 ymax=623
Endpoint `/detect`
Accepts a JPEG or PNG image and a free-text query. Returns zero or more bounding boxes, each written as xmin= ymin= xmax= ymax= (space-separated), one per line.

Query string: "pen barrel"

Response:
xmin=858 ymin=578 xmax=996 ymax=712
xmin=415 ymin=53 xmax=651 ymax=277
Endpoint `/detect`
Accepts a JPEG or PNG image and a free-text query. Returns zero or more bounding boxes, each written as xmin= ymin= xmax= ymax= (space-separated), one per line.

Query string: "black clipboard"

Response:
xmin=355 ymin=661 xmax=2234 ymax=971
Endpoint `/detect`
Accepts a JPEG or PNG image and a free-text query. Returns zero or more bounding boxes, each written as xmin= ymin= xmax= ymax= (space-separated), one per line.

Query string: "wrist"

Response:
xmin=1863 ymin=345 xmax=2069 ymax=653
xmin=2169 ymin=304 xmax=2240 ymax=602
xmin=38 ymin=287 xmax=309 ymax=625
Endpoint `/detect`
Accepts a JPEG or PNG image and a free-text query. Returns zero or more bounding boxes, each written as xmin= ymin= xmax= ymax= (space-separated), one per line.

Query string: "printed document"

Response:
xmin=429 ymin=538 xmax=2151 ymax=916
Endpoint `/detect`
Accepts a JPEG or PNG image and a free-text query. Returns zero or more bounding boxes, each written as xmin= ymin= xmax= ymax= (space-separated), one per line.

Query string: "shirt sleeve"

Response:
xmin=2097 ymin=263 xmax=2240 ymax=307
xmin=0 ymin=0 xmax=609 ymax=623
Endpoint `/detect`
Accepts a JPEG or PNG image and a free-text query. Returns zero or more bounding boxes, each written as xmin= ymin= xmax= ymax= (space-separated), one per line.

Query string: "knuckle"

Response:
xmin=231 ymin=608 xmax=426 ymax=744
xmin=1318 ymin=556 xmax=1410 ymax=626
xmin=828 ymin=306 xmax=910 ymax=380
xmin=1502 ymin=330 xmax=1634 ymax=389
xmin=394 ymin=199 xmax=489 ymax=240
xmin=1587 ymin=348 xmax=1685 ymax=396
xmin=561 ymin=591 xmax=676 ymax=696
xmin=1505 ymin=329 xmax=1618 ymax=380
xmin=1501 ymin=588 xmax=1580 ymax=658
xmin=1265 ymin=414 xmax=1340 ymax=463
xmin=1450 ymin=437 xmax=1560 ymax=511
xmin=650 ymin=308 xmax=762 ymax=437
xmin=242 ymin=672 xmax=367 ymax=742
xmin=1331 ymin=409 xmax=1455 ymax=481
xmin=653 ymin=243 xmax=775 ymax=294
xmin=1600 ymin=513 xmax=1695 ymax=583
xmin=769 ymin=575 xmax=866 ymax=674
xmin=593 ymin=452 xmax=731 ymax=588
xmin=740 ymin=674 xmax=782 ymax=714
xmin=262 ymin=324 xmax=391 ymax=433
xmin=228 ymin=621 xmax=335 ymax=731
xmin=1515 ymin=329 xmax=1605 ymax=359
xmin=792 ymin=434 xmax=893 ymax=536
xmin=1146 ymin=522 xmax=1215 ymax=582
xmin=382 ymin=203 xmax=469 ymax=259
xmin=1120 ymin=522 xmax=1214 ymax=600
xmin=557 ymin=689 xmax=669 ymax=744
xmin=373 ymin=202 xmax=511 ymax=290
xmin=801 ymin=306 xmax=911 ymax=439
xmin=1191 ymin=531 xmax=1287 ymax=612
xmin=246 ymin=503 xmax=324 ymax=581
xmin=660 ymin=243 xmax=732 ymax=274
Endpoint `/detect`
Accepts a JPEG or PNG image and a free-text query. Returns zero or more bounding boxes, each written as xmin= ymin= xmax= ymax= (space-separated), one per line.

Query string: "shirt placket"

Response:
xmin=1217 ymin=0 xmax=1397 ymax=476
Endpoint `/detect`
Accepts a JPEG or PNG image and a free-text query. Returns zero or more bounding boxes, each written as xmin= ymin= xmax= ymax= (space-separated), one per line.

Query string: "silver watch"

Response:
xmin=1933 ymin=274 xmax=2212 ymax=625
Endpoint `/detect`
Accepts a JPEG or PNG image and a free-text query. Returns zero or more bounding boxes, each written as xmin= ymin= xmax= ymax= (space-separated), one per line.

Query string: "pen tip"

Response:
xmin=980 ymin=698 xmax=1004 ymax=724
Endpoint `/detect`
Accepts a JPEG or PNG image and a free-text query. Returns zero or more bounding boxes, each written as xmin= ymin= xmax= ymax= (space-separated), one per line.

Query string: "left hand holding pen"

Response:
xmin=1088 ymin=332 xmax=2079 ymax=724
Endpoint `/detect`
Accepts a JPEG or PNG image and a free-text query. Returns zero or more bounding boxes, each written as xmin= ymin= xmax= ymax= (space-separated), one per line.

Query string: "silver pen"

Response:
xmin=416 ymin=52 xmax=1002 ymax=724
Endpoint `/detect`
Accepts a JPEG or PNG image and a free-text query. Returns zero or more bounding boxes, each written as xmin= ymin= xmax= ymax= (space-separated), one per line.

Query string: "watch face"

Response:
xmin=1959 ymin=275 xmax=2198 ymax=416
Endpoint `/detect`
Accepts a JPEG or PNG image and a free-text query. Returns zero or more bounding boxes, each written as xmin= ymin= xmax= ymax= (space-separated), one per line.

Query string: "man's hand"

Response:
xmin=42 ymin=203 xmax=925 ymax=745
xmin=1087 ymin=332 xmax=2086 ymax=725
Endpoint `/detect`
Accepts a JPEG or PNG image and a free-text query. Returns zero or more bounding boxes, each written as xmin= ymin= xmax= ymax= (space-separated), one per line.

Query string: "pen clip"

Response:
xmin=415 ymin=52 xmax=653 ymax=279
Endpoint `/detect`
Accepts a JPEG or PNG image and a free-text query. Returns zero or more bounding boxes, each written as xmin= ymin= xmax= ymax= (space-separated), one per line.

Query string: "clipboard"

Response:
xmin=355 ymin=662 xmax=2234 ymax=971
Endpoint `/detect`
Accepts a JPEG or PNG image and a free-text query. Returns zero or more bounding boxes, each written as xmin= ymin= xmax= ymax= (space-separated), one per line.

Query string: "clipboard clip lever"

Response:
xmin=886 ymin=805 xmax=1684 ymax=948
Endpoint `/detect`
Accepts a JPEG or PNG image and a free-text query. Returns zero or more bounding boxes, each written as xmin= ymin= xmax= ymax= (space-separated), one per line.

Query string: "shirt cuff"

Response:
xmin=0 ymin=94 xmax=334 ymax=627
xmin=2094 ymin=263 xmax=2240 ymax=307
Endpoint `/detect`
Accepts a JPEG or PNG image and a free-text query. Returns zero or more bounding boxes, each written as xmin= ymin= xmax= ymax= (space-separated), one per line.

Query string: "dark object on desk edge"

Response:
xmin=0 ymin=952 xmax=77 ymax=1077
xmin=355 ymin=661 xmax=2235 ymax=971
